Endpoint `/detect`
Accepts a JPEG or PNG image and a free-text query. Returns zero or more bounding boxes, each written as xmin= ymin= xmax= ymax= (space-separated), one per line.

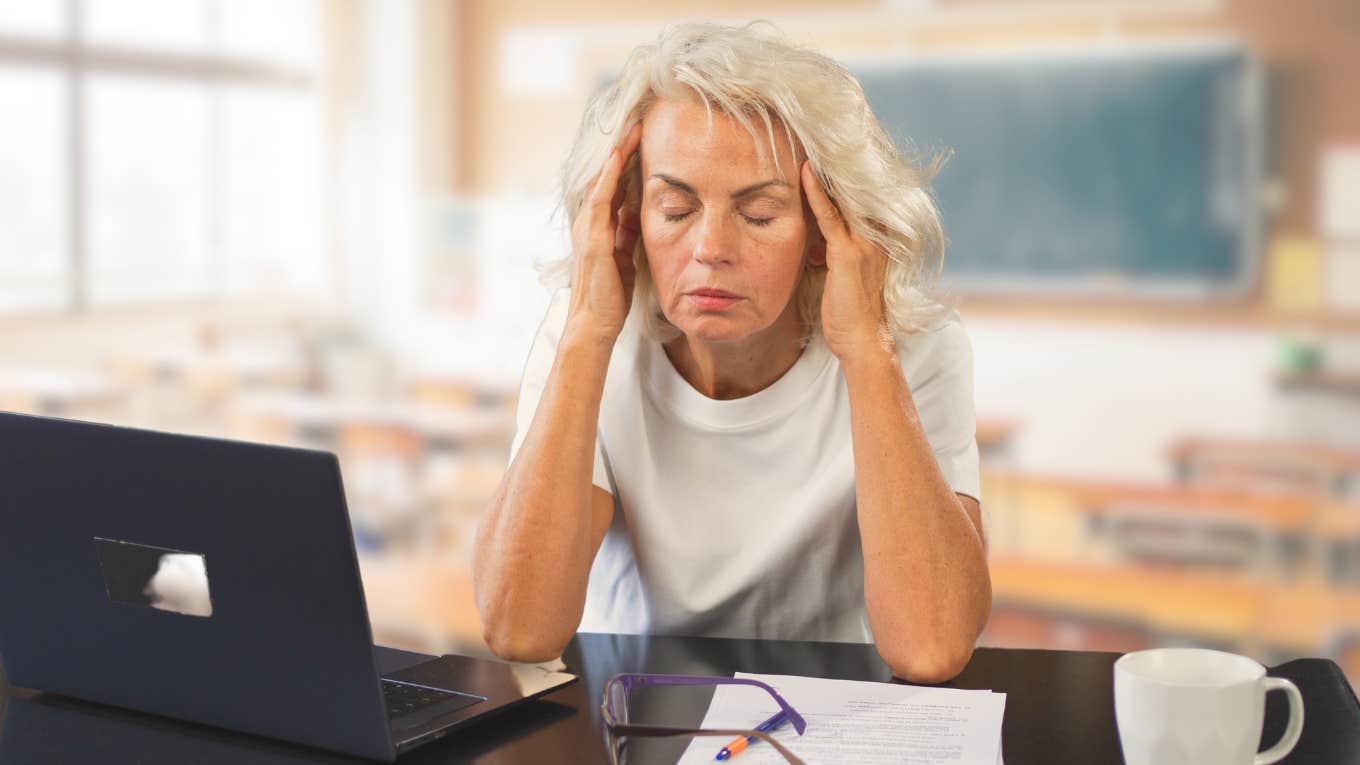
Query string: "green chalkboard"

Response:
xmin=852 ymin=43 xmax=1264 ymax=296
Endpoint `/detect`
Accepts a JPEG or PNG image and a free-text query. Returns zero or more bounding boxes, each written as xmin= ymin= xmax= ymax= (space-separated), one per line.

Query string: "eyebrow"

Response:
xmin=649 ymin=173 xmax=791 ymax=200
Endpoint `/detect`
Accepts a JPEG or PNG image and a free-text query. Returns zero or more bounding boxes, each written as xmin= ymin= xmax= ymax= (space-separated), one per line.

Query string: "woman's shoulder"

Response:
xmin=889 ymin=304 xmax=972 ymax=375
xmin=892 ymin=302 xmax=970 ymax=346
xmin=528 ymin=287 xmax=645 ymax=375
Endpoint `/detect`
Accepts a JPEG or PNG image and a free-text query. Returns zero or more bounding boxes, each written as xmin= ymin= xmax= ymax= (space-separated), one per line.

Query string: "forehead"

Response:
xmin=641 ymin=97 xmax=800 ymax=183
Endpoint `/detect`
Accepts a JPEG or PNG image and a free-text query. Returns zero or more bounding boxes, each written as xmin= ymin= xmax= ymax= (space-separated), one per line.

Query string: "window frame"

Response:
xmin=0 ymin=0 xmax=318 ymax=315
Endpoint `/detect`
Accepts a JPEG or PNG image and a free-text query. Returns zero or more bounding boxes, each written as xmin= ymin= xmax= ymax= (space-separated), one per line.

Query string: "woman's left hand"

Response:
xmin=801 ymin=161 xmax=893 ymax=362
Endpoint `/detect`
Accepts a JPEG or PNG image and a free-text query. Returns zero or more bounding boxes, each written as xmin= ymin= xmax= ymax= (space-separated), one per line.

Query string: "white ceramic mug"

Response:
xmin=1114 ymin=648 xmax=1304 ymax=765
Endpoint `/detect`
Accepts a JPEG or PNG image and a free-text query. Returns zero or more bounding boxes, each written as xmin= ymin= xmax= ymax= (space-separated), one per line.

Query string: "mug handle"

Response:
xmin=1255 ymin=677 xmax=1305 ymax=765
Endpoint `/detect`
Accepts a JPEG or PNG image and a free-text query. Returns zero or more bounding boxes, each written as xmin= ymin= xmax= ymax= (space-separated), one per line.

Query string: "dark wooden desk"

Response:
xmin=1 ymin=634 xmax=1357 ymax=763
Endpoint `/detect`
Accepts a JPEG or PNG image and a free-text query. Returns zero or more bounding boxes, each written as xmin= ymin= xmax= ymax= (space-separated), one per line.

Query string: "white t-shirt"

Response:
xmin=508 ymin=288 xmax=980 ymax=644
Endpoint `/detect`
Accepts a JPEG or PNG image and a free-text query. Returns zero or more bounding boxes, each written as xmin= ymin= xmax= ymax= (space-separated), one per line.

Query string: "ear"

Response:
xmin=807 ymin=231 xmax=827 ymax=267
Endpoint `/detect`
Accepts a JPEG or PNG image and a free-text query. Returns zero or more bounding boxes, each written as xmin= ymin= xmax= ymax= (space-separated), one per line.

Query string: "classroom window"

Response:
xmin=0 ymin=67 xmax=69 ymax=313
xmin=0 ymin=1 xmax=65 ymax=40
xmin=0 ymin=0 xmax=323 ymax=314
xmin=87 ymin=75 xmax=214 ymax=305
xmin=84 ymin=0 xmax=213 ymax=54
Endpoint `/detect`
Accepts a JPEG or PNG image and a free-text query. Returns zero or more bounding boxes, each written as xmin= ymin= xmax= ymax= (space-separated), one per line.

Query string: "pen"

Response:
xmin=714 ymin=710 xmax=790 ymax=761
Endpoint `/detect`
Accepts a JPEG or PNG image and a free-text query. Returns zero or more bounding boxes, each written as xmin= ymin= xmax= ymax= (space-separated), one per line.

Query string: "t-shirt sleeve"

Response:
xmin=508 ymin=288 xmax=614 ymax=494
xmin=901 ymin=312 xmax=982 ymax=504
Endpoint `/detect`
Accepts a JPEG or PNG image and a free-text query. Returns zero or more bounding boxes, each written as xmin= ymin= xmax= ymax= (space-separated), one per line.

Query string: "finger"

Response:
xmin=582 ymin=123 xmax=642 ymax=220
xmin=587 ymin=146 xmax=625 ymax=219
xmin=618 ymin=120 xmax=643 ymax=158
xmin=578 ymin=154 xmax=613 ymax=219
xmin=800 ymin=161 xmax=850 ymax=247
xmin=609 ymin=121 xmax=644 ymax=215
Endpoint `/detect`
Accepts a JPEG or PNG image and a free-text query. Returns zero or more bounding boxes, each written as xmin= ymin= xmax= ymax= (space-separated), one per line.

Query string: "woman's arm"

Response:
xmin=472 ymin=330 xmax=618 ymax=662
xmin=801 ymin=160 xmax=990 ymax=683
xmin=841 ymin=345 xmax=990 ymax=683
xmin=472 ymin=123 xmax=643 ymax=663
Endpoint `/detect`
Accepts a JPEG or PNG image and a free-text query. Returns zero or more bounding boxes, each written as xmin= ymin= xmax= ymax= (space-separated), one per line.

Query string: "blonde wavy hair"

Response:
xmin=553 ymin=21 xmax=948 ymax=341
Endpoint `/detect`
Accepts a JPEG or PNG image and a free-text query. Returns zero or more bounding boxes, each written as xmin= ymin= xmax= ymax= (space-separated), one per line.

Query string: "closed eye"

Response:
xmin=662 ymin=211 xmax=773 ymax=227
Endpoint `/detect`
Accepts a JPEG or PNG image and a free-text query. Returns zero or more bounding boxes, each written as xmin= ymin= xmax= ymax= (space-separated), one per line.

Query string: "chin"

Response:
xmin=670 ymin=314 xmax=763 ymax=344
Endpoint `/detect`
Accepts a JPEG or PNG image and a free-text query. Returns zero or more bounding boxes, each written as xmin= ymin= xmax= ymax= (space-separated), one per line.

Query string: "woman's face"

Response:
xmin=638 ymin=98 xmax=820 ymax=345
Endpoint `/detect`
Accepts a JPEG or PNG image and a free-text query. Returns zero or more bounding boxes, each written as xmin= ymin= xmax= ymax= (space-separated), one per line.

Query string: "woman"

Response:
xmin=472 ymin=22 xmax=990 ymax=683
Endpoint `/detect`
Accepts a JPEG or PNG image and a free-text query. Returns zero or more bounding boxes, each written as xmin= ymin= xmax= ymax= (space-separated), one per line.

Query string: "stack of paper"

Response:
xmin=676 ymin=672 xmax=1006 ymax=765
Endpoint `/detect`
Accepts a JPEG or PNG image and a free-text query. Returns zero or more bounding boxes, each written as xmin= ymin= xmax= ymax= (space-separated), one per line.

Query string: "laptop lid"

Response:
xmin=0 ymin=411 xmax=397 ymax=761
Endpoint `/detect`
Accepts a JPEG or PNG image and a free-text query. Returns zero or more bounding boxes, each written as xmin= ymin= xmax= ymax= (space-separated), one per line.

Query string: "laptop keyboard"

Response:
xmin=382 ymin=679 xmax=480 ymax=720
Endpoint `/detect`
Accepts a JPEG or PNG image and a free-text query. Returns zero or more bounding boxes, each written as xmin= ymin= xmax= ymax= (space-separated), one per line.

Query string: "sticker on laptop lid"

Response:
xmin=94 ymin=538 xmax=214 ymax=618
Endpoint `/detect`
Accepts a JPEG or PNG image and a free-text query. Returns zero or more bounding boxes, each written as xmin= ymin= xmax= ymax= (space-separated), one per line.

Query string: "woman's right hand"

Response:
xmin=566 ymin=121 xmax=644 ymax=343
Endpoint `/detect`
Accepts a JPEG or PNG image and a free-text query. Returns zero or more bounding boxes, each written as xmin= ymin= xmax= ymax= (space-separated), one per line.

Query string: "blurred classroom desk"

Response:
xmin=230 ymin=394 xmax=515 ymax=551
xmin=988 ymin=557 xmax=1263 ymax=646
xmin=975 ymin=416 xmax=1019 ymax=460
xmin=1259 ymin=582 xmax=1360 ymax=653
xmin=231 ymin=393 xmax=514 ymax=449
xmin=984 ymin=465 xmax=1360 ymax=682
xmin=1276 ymin=369 xmax=1360 ymax=398
xmin=1065 ymin=480 xmax=1318 ymax=534
xmin=2 ymin=634 xmax=1355 ymax=764
xmin=405 ymin=373 xmax=518 ymax=414
xmin=107 ymin=347 xmax=306 ymax=389
xmin=0 ymin=366 xmax=124 ymax=416
xmin=982 ymin=469 xmax=1320 ymax=571
xmin=1171 ymin=436 xmax=1360 ymax=498
xmin=358 ymin=553 xmax=483 ymax=656
xmin=989 ymin=557 xmax=1360 ymax=663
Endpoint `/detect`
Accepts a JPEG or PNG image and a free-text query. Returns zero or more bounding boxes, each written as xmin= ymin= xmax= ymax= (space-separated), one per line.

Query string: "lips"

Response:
xmin=685 ymin=288 xmax=743 ymax=311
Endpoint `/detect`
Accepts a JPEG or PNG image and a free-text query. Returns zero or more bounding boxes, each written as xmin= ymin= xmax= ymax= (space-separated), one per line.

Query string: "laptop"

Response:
xmin=0 ymin=410 xmax=577 ymax=761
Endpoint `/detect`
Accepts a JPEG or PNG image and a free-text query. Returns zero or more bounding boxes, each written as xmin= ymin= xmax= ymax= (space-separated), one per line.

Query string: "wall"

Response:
xmin=969 ymin=317 xmax=1360 ymax=480
xmin=420 ymin=0 xmax=1360 ymax=482
xmin=448 ymin=0 xmax=1360 ymax=239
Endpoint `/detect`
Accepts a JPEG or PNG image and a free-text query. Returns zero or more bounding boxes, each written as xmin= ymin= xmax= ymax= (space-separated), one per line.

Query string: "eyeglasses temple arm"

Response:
xmin=605 ymin=674 xmax=807 ymax=734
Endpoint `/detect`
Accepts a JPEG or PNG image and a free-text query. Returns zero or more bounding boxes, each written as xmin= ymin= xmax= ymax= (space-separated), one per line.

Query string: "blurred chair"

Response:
xmin=986 ymin=470 xmax=1317 ymax=573
xmin=0 ymin=392 xmax=36 ymax=415
xmin=1325 ymin=628 xmax=1360 ymax=693
xmin=359 ymin=551 xmax=487 ymax=657
xmin=338 ymin=420 xmax=428 ymax=551
xmin=407 ymin=377 xmax=478 ymax=410
xmin=981 ymin=604 xmax=1153 ymax=654
xmin=0 ymin=365 xmax=127 ymax=422
xmin=226 ymin=410 xmax=298 ymax=446
xmin=1170 ymin=437 xmax=1360 ymax=500
xmin=1170 ymin=436 xmax=1360 ymax=583
xmin=405 ymin=372 xmax=518 ymax=416
xmin=105 ymin=354 xmax=177 ymax=426
xmin=976 ymin=416 xmax=1019 ymax=463
xmin=989 ymin=557 xmax=1264 ymax=652
xmin=1077 ymin=482 xmax=1318 ymax=578
xmin=976 ymin=416 xmax=1021 ymax=553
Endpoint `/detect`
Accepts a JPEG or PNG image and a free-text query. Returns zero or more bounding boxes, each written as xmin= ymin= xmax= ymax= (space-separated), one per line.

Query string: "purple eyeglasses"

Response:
xmin=599 ymin=673 xmax=808 ymax=765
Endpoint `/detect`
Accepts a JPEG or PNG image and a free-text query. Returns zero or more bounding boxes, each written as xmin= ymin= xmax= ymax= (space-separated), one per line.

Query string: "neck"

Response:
xmin=663 ymin=307 xmax=806 ymax=400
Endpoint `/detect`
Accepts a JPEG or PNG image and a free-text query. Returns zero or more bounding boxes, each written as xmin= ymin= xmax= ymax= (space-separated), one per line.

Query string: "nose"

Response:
xmin=691 ymin=210 xmax=735 ymax=266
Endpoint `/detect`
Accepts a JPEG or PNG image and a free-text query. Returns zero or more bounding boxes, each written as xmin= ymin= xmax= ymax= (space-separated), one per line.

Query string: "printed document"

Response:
xmin=676 ymin=672 xmax=1005 ymax=765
